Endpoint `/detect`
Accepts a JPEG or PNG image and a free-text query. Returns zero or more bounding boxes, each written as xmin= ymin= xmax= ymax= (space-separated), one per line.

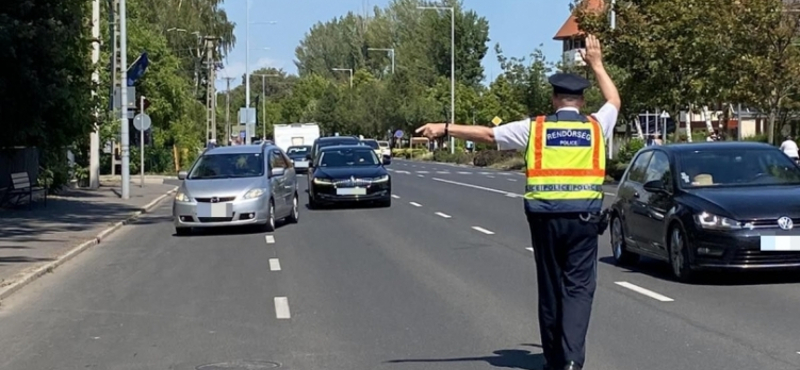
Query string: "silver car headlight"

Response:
xmin=370 ymin=175 xmax=389 ymax=183
xmin=313 ymin=178 xmax=333 ymax=185
xmin=243 ymin=188 xmax=267 ymax=199
xmin=175 ymin=191 xmax=191 ymax=202
xmin=694 ymin=212 xmax=742 ymax=230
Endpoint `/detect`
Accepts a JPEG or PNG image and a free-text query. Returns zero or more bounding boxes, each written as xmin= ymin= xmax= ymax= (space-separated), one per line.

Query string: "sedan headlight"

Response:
xmin=694 ymin=212 xmax=742 ymax=230
xmin=175 ymin=192 xmax=191 ymax=202
xmin=243 ymin=188 xmax=267 ymax=199
xmin=370 ymin=175 xmax=389 ymax=183
xmin=313 ymin=177 xmax=333 ymax=185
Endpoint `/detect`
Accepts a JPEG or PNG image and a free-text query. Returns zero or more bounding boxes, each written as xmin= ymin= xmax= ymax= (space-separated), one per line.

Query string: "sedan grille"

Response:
xmin=744 ymin=217 xmax=800 ymax=229
xmin=333 ymin=178 xmax=374 ymax=187
xmin=195 ymin=196 xmax=236 ymax=203
xmin=730 ymin=249 xmax=800 ymax=266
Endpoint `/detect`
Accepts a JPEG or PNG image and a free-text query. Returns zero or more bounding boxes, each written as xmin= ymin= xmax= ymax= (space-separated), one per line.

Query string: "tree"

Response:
xmin=727 ymin=0 xmax=800 ymax=144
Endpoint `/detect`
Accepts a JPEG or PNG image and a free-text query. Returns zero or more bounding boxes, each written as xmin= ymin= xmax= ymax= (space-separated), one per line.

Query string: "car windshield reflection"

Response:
xmin=678 ymin=149 xmax=800 ymax=188
xmin=188 ymin=153 xmax=264 ymax=179
xmin=318 ymin=149 xmax=379 ymax=167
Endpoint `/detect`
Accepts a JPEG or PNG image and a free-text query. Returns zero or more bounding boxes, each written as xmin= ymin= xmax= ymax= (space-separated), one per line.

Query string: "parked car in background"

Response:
xmin=307 ymin=144 xmax=392 ymax=208
xmin=172 ymin=143 xmax=299 ymax=235
xmin=360 ymin=139 xmax=383 ymax=160
xmin=378 ymin=140 xmax=392 ymax=158
xmin=609 ymin=142 xmax=800 ymax=282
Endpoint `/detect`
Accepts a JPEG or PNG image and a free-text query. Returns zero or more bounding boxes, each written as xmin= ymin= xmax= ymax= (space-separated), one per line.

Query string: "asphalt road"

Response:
xmin=0 ymin=158 xmax=799 ymax=370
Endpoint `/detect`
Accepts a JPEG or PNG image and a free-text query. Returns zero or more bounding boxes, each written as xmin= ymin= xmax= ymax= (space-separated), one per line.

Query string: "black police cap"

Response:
xmin=549 ymin=73 xmax=591 ymax=95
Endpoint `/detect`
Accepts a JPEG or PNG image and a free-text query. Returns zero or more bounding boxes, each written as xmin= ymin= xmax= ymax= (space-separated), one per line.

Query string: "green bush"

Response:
xmin=432 ymin=150 xmax=474 ymax=164
xmin=473 ymin=150 xmax=520 ymax=167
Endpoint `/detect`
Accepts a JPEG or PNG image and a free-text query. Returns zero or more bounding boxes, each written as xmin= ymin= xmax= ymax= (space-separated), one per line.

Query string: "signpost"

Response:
xmin=133 ymin=95 xmax=151 ymax=187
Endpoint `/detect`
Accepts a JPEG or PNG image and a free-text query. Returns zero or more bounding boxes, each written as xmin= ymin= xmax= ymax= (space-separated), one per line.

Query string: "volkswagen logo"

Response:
xmin=778 ymin=216 xmax=794 ymax=230
xmin=210 ymin=196 xmax=219 ymax=203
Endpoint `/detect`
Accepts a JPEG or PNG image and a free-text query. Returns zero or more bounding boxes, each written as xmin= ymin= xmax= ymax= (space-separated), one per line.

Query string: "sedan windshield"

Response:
xmin=318 ymin=149 xmax=379 ymax=167
xmin=678 ymin=149 xmax=800 ymax=188
xmin=361 ymin=140 xmax=379 ymax=149
xmin=188 ymin=153 xmax=264 ymax=179
xmin=287 ymin=146 xmax=311 ymax=156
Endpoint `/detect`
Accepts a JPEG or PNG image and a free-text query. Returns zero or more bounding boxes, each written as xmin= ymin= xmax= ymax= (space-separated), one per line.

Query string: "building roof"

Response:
xmin=553 ymin=0 xmax=604 ymax=40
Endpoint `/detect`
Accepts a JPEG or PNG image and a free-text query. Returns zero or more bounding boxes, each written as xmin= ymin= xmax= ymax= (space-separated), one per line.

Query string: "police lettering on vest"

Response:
xmin=524 ymin=115 xmax=606 ymax=214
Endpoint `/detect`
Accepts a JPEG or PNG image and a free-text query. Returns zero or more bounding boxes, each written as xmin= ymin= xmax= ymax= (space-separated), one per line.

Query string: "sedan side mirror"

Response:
xmin=305 ymin=154 xmax=312 ymax=161
xmin=177 ymin=171 xmax=188 ymax=180
xmin=383 ymin=156 xmax=391 ymax=165
xmin=270 ymin=167 xmax=286 ymax=177
xmin=643 ymin=180 xmax=667 ymax=193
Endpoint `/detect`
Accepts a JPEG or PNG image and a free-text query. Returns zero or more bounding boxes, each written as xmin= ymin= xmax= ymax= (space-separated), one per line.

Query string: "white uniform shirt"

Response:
xmin=491 ymin=103 xmax=619 ymax=151
xmin=780 ymin=139 xmax=799 ymax=158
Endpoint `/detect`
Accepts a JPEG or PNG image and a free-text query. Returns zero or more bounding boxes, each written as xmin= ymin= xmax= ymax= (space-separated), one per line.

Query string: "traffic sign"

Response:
xmin=133 ymin=113 xmax=151 ymax=131
xmin=394 ymin=130 xmax=404 ymax=138
xmin=491 ymin=116 xmax=503 ymax=126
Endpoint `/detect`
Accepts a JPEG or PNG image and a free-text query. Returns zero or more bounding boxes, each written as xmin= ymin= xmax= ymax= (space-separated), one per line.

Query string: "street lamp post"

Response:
xmin=418 ymin=5 xmax=455 ymax=154
xmin=367 ymin=48 xmax=395 ymax=74
xmin=253 ymin=72 xmax=279 ymax=139
xmin=332 ymin=68 xmax=353 ymax=88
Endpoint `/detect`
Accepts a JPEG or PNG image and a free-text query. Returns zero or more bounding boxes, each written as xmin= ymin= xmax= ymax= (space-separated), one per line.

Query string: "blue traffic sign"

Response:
xmin=394 ymin=130 xmax=404 ymax=138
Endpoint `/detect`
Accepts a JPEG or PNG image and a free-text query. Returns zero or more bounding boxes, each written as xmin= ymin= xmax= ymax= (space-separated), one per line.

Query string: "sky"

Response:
xmin=215 ymin=0 xmax=573 ymax=90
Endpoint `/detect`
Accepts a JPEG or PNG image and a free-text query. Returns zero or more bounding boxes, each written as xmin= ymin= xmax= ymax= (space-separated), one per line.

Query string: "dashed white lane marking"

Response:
xmin=387 ymin=168 xmax=395 ymax=172
xmin=457 ymin=171 xmax=472 ymax=175
xmin=391 ymin=194 xmax=400 ymax=199
xmin=269 ymin=258 xmax=281 ymax=271
xmin=433 ymin=177 xmax=522 ymax=197
xmin=614 ymin=281 xmax=674 ymax=302
xmin=409 ymin=202 xmax=422 ymax=207
xmin=479 ymin=172 xmax=493 ymax=175
xmin=487 ymin=175 xmax=495 ymax=178
xmin=435 ymin=212 xmax=452 ymax=218
xmin=417 ymin=174 xmax=425 ymax=178
xmin=605 ymin=192 xmax=616 ymax=196
xmin=265 ymin=235 xmax=275 ymax=244
xmin=507 ymin=178 xmax=517 ymax=182
xmin=525 ymin=247 xmax=534 ymax=252
xmin=416 ymin=170 xmax=430 ymax=174
xmin=436 ymin=171 xmax=450 ymax=174
xmin=472 ymin=226 xmax=495 ymax=235
xmin=274 ymin=297 xmax=291 ymax=319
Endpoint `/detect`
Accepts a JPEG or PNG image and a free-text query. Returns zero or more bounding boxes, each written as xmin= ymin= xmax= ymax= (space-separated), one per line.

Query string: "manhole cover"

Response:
xmin=196 ymin=360 xmax=280 ymax=370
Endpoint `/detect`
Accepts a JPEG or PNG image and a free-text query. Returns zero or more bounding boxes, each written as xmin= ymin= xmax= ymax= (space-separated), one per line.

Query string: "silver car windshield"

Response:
xmin=188 ymin=153 xmax=264 ymax=179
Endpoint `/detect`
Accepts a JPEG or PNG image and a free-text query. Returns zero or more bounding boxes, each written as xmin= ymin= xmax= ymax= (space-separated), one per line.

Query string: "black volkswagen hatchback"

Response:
xmin=609 ymin=142 xmax=800 ymax=282
xmin=308 ymin=144 xmax=391 ymax=208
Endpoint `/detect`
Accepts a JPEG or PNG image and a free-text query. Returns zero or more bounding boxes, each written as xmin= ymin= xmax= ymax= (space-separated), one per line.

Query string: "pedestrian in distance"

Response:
xmin=415 ymin=34 xmax=621 ymax=370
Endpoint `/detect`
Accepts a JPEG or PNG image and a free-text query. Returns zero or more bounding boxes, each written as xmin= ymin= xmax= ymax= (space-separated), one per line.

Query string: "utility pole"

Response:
xmin=204 ymin=37 xmax=218 ymax=145
xmin=108 ymin=0 xmax=118 ymax=176
xmin=223 ymin=77 xmax=234 ymax=145
xmin=119 ymin=0 xmax=129 ymax=199
xmin=89 ymin=0 xmax=101 ymax=189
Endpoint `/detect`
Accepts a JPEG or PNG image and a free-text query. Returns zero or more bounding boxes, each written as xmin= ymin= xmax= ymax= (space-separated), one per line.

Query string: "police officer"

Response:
xmin=415 ymin=34 xmax=620 ymax=370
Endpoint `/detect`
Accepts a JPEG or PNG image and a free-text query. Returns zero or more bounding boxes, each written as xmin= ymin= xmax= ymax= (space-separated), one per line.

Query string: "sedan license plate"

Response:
xmin=336 ymin=187 xmax=366 ymax=196
xmin=197 ymin=202 xmax=233 ymax=217
xmin=760 ymin=235 xmax=800 ymax=251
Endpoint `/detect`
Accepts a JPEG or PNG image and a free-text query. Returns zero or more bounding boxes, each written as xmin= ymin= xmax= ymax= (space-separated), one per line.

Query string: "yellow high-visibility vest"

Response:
xmin=524 ymin=114 xmax=606 ymax=213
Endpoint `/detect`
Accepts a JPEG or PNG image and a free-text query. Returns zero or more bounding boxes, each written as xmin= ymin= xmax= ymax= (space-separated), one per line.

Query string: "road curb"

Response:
xmin=0 ymin=186 xmax=179 ymax=302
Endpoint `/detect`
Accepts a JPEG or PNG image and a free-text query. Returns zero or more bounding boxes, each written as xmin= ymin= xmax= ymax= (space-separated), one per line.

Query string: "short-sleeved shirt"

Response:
xmin=492 ymin=103 xmax=619 ymax=151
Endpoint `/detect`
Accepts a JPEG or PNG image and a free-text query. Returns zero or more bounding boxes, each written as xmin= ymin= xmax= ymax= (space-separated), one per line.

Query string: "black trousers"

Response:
xmin=526 ymin=212 xmax=599 ymax=368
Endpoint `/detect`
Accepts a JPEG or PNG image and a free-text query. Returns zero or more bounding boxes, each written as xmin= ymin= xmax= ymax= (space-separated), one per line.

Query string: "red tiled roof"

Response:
xmin=553 ymin=0 xmax=604 ymax=40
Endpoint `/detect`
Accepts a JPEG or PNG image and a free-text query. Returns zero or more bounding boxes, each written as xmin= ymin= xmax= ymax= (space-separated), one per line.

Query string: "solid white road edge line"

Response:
xmin=409 ymin=202 xmax=422 ymax=207
xmin=614 ymin=281 xmax=674 ymax=302
xmin=435 ymin=212 xmax=452 ymax=218
xmin=391 ymin=194 xmax=400 ymax=199
xmin=269 ymin=258 xmax=281 ymax=271
xmin=265 ymin=235 xmax=275 ymax=244
xmin=472 ymin=226 xmax=495 ymax=235
xmin=274 ymin=297 xmax=291 ymax=319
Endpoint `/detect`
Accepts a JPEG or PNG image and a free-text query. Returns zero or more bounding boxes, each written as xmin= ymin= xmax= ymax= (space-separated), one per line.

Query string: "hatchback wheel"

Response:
xmin=669 ymin=225 xmax=695 ymax=283
xmin=611 ymin=216 xmax=639 ymax=265
xmin=264 ymin=199 xmax=276 ymax=232
xmin=287 ymin=193 xmax=299 ymax=223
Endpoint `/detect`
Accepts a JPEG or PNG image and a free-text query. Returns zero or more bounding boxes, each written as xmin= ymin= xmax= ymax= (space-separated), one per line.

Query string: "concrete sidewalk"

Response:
xmin=0 ymin=178 xmax=177 ymax=300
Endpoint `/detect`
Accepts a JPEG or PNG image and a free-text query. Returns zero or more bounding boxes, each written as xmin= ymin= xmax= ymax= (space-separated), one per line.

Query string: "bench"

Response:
xmin=1 ymin=172 xmax=47 ymax=208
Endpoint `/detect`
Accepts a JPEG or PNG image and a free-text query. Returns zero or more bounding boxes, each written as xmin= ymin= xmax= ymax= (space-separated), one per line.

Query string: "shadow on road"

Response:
xmin=599 ymin=256 xmax=800 ymax=286
xmin=385 ymin=349 xmax=545 ymax=370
